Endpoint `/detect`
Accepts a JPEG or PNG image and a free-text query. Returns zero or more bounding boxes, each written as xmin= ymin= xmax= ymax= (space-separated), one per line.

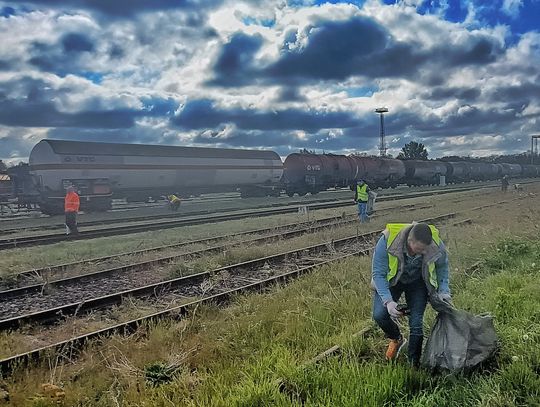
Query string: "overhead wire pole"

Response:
xmin=375 ymin=107 xmax=389 ymax=157
xmin=532 ymin=135 xmax=540 ymax=164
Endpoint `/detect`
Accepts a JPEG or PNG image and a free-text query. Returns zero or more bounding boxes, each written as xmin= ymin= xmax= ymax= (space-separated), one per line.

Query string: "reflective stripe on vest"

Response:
xmin=385 ymin=223 xmax=440 ymax=288
xmin=356 ymin=184 xmax=368 ymax=201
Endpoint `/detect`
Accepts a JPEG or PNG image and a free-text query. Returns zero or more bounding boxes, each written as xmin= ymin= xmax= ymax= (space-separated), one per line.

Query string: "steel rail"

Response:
xmin=0 ymin=183 xmax=511 ymax=250
xmin=0 ymin=202 xmax=428 ymax=291
xmin=0 ymin=196 xmax=345 ymax=234
xmin=0 ymin=213 xmax=456 ymax=332
xmin=0 ymin=212 xmax=457 ymax=376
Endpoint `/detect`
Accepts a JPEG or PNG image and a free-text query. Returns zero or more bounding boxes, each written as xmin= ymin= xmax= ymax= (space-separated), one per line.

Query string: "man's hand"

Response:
xmin=386 ymin=301 xmax=403 ymax=318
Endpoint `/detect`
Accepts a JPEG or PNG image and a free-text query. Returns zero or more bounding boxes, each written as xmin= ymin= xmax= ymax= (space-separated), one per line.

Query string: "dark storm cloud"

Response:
xmin=0 ymin=77 xmax=178 ymax=128
xmin=276 ymin=87 xmax=306 ymax=102
xmin=388 ymin=105 xmax=525 ymax=139
xmin=28 ymin=32 xmax=96 ymax=75
xmin=445 ymin=37 xmax=501 ymax=66
xmin=207 ymin=33 xmax=264 ymax=87
xmin=0 ymin=99 xmax=136 ymax=128
xmin=61 ymin=32 xmax=94 ymax=53
xmin=192 ymin=129 xmax=297 ymax=148
xmin=489 ymin=82 xmax=540 ymax=103
xmin=424 ymin=86 xmax=481 ymax=101
xmin=14 ymin=0 xmax=224 ymax=17
xmin=0 ymin=59 xmax=16 ymax=71
xmin=265 ymin=17 xmax=391 ymax=81
xmin=171 ymin=99 xmax=361 ymax=131
xmin=208 ymin=16 xmax=506 ymax=88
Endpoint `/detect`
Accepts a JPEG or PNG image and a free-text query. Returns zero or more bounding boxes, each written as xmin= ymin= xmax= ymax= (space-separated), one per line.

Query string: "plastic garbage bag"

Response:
xmin=367 ymin=191 xmax=377 ymax=215
xmin=421 ymin=294 xmax=498 ymax=371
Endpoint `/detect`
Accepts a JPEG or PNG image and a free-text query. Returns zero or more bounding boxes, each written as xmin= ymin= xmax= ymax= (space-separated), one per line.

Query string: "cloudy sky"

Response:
xmin=1 ymin=0 xmax=539 ymax=164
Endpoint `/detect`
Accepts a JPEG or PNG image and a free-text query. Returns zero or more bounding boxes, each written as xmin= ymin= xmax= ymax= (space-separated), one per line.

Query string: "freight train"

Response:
xmin=19 ymin=139 xmax=283 ymax=214
xmin=2 ymin=140 xmax=539 ymax=215
xmin=282 ymin=154 xmax=540 ymax=194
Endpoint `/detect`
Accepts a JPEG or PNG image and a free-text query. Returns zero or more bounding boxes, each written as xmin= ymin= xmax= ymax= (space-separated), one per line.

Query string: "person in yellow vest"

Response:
xmin=371 ymin=222 xmax=451 ymax=366
xmin=354 ymin=179 xmax=370 ymax=223
xmin=167 ymin=194 xmax=181 ymax=211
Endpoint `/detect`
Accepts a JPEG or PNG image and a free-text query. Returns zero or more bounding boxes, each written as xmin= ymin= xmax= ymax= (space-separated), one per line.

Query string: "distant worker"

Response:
xmin=501 ymin=175 xmax=509 ymax=193
xmin=371 ymin=222 xmax=451 ymax=366
xmin=167 ymin=194 xmax=181 ymax=211
xmin=64 ymin=185 xmax=80 ymax=235
xmin=354 ymin=180 xmax=370 ymax=223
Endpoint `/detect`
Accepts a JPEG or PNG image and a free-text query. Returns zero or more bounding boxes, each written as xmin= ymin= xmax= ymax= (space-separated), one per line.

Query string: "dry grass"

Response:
xmin=0 ymin=186 xmax=538 ymax=405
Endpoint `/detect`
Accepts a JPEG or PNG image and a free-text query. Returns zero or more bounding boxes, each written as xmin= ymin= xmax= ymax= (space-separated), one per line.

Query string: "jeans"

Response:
xmin=357 ymin=202 xmax=369 ymax=223
xmin=372 ymin=278 xmax=429 ymax=363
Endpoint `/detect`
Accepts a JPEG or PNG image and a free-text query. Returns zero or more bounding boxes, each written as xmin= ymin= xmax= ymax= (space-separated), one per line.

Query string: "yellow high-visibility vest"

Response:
xmin=356 ymin=184 xmax=368 ymax=202
xmin=385 ymin=223 xmax=440 ymax=288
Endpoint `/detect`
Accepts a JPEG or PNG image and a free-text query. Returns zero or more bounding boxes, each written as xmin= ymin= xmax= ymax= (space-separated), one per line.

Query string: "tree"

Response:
xmin=397 ymin=141 xmax=428 ymax=160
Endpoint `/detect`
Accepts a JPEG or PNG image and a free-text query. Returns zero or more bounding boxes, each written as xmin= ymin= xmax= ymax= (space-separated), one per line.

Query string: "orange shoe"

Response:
xmin=385 ymin=336 xmax=407 ymax=361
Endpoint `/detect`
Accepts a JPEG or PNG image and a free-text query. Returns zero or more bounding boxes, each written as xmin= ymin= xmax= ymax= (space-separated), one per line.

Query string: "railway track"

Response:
xmin=0 ymin=180 xmax=520 ymax=235
xmin=0 ymin=202 xmax=437 ymax=326
xmin=2 ymin=194 xmax=515 ymax=329
xmin=0 ymin=183 xmax=518 ymax=250
xmin=0 ymin=202 xmax=432 ymax=290
xmin=0 ymin=212 xmax=459 ymax=376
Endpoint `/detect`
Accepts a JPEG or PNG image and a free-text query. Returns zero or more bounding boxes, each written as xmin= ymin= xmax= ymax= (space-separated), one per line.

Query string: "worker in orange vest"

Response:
xmin=64 ymin=185 xmax=80 ymax=235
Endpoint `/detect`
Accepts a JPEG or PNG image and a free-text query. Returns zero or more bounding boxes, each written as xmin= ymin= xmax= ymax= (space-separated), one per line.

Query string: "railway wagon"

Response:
xmin=444 ymin=162 xmax=471 ymax=184
xmin=282 ymin=153 xmax=355 ymax=196
xmin=29 ymin=140 xmax=283 ymax=214
xmin=467 ymin=162 xmax=499 ymax=181
xmin=521 ymin=164 xmax=540 ymax=177
xmin=347 ymin=156 xmax=406 ymax=188
xmin=403 ymin=160 xmax=447 ymax=186
xmin=282 ymin=154 xmax=406 ymax=196
xmin=498 ymin=163 xmax=522 ymax=178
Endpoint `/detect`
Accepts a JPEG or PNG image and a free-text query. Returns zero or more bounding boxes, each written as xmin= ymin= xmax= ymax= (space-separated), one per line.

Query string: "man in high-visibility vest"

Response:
xmin=167 ymin=194 xmax=181 ymax=211
xmin=354 ymin=180 xmax=370 ymax=223
xmin=64 ymin=185 xmax=80 ymax=235
xmin=371 ymin=222 xmax=451 ymax=366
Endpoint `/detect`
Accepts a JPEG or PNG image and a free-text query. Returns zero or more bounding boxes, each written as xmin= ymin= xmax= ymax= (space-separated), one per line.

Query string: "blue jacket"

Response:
xmin=372 ymin=235 xmax=450 ymax=304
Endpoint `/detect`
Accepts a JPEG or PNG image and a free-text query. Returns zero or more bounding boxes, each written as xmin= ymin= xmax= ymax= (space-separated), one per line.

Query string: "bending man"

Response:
xmin=371 ymin=222 xmax=451 ymax=366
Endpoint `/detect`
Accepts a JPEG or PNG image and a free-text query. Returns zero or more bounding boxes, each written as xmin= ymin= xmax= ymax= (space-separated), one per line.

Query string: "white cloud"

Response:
xmin=501 ymin=0 xmax=523 ymax=18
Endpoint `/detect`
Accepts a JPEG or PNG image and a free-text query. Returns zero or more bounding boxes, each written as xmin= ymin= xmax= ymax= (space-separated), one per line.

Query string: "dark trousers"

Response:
xmin=373 ymin=279 xmax=429 ymax=364
xmin=65 ymin=211 xmax=78 ymax=235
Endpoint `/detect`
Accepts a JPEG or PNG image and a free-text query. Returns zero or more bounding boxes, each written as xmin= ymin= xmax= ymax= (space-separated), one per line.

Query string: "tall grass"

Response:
xmin=3 ymin=188 xmax=540 ymax=406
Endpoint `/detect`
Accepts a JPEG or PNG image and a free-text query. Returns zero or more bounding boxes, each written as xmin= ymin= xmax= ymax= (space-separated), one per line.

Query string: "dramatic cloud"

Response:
xmin=12 ymin=0 xmax=225 ymax=17
xmin=172 ymin=99 xmax=361 ymax=131
xmin=1 ymin=0 xmax=539 ymax=163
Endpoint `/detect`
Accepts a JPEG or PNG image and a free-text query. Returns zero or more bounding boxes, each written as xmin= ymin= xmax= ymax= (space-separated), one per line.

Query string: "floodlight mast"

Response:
xmin=375 ymin=107 xmax=389 ymax=157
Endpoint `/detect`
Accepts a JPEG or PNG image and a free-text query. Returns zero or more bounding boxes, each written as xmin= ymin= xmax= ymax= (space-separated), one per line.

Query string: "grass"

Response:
xmin=1 ymin=187 xmax=539 ymax=405
xmin=0 ymin=186 xmax=494 ymax=276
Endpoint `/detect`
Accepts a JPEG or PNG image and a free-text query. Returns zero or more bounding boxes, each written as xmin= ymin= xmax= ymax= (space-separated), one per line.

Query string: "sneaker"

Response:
xmin=385 ymin=336 xmax=407 ymax=361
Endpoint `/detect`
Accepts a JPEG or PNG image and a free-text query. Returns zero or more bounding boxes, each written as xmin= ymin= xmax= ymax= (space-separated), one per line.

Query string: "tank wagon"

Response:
xmin=348 ymin=156 xmax=406 ymax=188
xmin=521 ymin=165 xmax=540 ymax=178
xmin=29 ymin=140 xmax=283 ymax=214
xmin=444 ymin=162 xmax=471 ymax=184
xmin=283 ymin=155 xmax=540 ymax=196
xmin=282 ymin=153 xmax=405 ymax=196
xmin=403 ymin=160 xmax=447 ymax=186
xmin=498 ymin=163 xmax=522 ymax=178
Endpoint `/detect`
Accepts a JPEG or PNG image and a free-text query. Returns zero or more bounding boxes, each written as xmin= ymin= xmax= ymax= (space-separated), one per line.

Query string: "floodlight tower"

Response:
xmin=532 ymin=135 xmax=540 ymax=164
xmin=375 ymin=107 xmax=389 ymax=157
